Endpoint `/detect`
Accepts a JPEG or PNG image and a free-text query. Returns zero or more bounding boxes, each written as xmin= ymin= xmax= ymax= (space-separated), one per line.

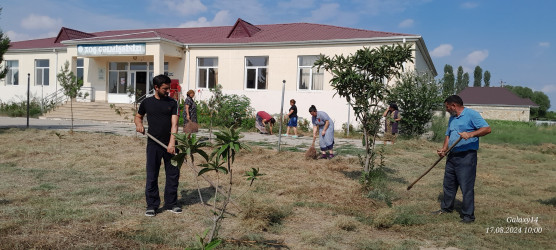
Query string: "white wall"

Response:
xmin=184 ymin=42 xmax=422 ymax=128
xmin=2 ymin=40 xmax=434 ymax=130
xmin=1 ymin=50 xmax=72 ymax=103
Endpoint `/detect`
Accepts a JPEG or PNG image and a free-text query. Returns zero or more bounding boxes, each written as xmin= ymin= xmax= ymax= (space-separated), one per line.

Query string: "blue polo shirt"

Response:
xmin=445 ymin=107 xmax=490 ymax=152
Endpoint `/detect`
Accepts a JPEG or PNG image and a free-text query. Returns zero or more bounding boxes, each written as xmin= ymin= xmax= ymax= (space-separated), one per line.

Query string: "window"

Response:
xmin=76 ymin=58 xmax=84 ymax=83
xmin=108 ymin=62 xmax=128 ymax=94
xmin=197 ymin=58 xmax=218 ymax=89
xmin=245 ymin=56 xmax=268 ymax=90
xmin=35 ymin=59 xmax=50 ymax=86
xmin=298 ymin=56 xmax=323 ymax=90
xmin=5 ymin=60 xmax=19 ymax=85
xmin=147 ymin=62 xmax=168 ymax=91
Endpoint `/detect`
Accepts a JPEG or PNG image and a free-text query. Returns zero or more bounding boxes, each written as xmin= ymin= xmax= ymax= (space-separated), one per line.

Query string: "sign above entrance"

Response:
xmin=77 ymin=43 xmax=146 ymax=56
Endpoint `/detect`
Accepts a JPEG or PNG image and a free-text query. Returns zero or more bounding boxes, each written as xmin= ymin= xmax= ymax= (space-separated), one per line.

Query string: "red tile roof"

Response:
xmin=458 ymin=87 xmax=538 ymax=107
xmin=227 ymin=18 xmax=261 ymax=38
xmin=9 ymin=18 xmax=415 ymax=50
xmin=54 ymin=27 xmax=96 ymax=43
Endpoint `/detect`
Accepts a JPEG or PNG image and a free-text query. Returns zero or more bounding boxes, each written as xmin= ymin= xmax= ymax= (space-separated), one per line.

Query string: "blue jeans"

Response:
xmin=145 ymin=143 xmax=180 ymax=210
xmin=287 ymin=116 xmax=298 ymax=127
xmin=441 ymin=150 xmax=477 ymax=221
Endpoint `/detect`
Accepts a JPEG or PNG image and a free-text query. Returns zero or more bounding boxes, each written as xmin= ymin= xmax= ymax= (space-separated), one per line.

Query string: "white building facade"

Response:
xmin=2 ymin=19 xmax=436 ymax=127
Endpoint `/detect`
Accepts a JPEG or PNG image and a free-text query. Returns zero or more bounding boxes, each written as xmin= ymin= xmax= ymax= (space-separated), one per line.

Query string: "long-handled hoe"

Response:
xmin=407 ymin=137 xmax=462 ymax=190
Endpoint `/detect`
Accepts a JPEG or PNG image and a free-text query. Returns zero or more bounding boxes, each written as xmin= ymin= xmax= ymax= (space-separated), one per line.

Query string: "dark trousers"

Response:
xmin=145 ymin=143 xmax=180 ymax=210
xmin=441 ymin=150 xmax=477 ymax=220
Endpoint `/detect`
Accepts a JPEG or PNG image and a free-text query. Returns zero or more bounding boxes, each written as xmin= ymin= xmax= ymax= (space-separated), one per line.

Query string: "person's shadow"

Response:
xmin=437 ymin=192 xmax=464 ymax=216
xmin=179 ymin=187 xmax=215 ymax=206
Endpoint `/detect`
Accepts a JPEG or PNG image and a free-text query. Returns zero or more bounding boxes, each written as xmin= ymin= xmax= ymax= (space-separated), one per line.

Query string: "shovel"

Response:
xmin=407 ymin=137 xmax=462 ymax=190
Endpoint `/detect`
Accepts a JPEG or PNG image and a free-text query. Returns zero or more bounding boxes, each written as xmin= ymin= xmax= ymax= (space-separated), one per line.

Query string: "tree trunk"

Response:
xmin=70 ymin=99 xmax=74 ymax=132
xmin=363 ymin=126 xmax=371 ymax=173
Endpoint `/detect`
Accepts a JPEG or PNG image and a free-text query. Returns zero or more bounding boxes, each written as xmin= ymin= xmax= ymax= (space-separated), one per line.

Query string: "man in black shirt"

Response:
xmin=134 ymin=74 xmax=181 ymax=217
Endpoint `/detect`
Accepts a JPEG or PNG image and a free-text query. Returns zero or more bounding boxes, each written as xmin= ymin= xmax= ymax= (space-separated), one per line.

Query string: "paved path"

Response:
xmin=0 ymin=116 xmax=369 ymax=150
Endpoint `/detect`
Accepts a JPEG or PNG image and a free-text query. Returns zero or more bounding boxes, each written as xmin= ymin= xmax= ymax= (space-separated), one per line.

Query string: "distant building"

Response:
xmin=458 ymin=87 xmax=538 ymax=121
xmin=2 ymin=18 xmax=436 ymax=126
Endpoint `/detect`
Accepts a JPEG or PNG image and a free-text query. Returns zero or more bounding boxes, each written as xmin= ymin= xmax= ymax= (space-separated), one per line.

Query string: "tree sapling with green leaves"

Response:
xmin=315 ymin=44 xmax=413 ymax=175
xmin=57 ymin=61 xmax=83 ymax=132
xmin=173 ymin=126 xmax=261 ymax=249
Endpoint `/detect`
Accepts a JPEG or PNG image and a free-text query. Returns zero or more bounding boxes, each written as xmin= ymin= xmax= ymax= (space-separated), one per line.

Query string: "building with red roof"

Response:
xmin=458 ymin=87 xmax=538 ymax=121
xmin=2 ymin=18 xmax=437 ymax=126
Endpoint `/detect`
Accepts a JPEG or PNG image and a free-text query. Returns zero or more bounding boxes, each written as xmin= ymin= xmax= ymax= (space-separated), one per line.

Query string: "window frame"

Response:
xmin=297 ymin=55 xmax=323 ymax=91
xmin=76 ymin=58 xmax=84 ymax=83
xmin=196 ymin=57 xmax=218 ymax=89
xmin=35 ymin=59 xmax=50 ymax=86
xmin=5 ymin=60 xmax=19 ymax=85
xmin=109 ymin=62 xmax=168 ymax=94
xmin=244 ymin=56 xmax=269 ymax=90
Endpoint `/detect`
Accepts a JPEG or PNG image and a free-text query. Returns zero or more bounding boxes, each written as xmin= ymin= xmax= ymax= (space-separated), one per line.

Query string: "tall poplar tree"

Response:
xmin=455 ymin=66 xmax=465 ymax=94
xmin=483 ymin=70 xmax=491 ymax=87
xmin=442 ymin=64 xmax=455 ymax=96
xmin=463 ymin=72 xmax=470 ymax=89
xmin=473 ymin=66 xmax=483 ymax=87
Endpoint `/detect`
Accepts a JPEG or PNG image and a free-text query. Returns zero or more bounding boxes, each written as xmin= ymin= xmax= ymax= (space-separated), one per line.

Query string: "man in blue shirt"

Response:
xmin=433 ymin=95 xmax=491 ymax=223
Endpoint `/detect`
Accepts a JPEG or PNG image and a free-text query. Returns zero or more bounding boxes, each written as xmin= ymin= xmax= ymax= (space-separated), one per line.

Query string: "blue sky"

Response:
xmin=2 ymin=0 xmax=555 ymax=110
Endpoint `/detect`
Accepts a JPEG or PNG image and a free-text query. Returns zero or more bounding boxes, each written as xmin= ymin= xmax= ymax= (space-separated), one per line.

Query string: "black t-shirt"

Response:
xmin=138 ymin=96 xmax=178 ymax=145
xmin=289 ymin=105 xmax=298 ymax=118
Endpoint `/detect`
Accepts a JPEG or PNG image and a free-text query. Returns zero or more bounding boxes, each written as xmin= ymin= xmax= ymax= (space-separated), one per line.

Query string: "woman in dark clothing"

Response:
xmin=183 ymin=90 xmax=198 ymax=133
xmin=382 ymin=103 xmax=401 ymax=144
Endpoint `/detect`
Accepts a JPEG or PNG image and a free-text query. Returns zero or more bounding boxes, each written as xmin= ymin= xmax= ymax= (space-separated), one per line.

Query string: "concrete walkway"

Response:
xmin=0 ymin=116 xmax=370 ymax=150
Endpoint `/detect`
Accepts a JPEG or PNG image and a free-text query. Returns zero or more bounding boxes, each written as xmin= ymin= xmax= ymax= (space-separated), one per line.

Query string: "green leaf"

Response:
xmin=205 ymin=239 xmax=222 ymax=250
xmin=217 ymin=166 xmax=228 ymax=174
xmin=198 ymin=168 xmax=212 ymax=176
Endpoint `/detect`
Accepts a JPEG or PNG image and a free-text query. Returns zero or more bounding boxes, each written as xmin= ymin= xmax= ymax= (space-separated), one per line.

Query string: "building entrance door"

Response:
xmin=135 ymin=71 xmax=147 ymax=101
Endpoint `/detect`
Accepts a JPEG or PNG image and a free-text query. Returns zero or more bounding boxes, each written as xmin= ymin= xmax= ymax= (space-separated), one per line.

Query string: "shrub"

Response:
xmin=342 ymin=122 xmax=356 ymax=135
xmin=0 ymin=98 xmax=43 ymax=117
xmin=389 ymin=72 xmax=443 ymax=138
xmin=430 ymin=116 xmax=448 ymax=142
xmin=297 ymin=117 xmax=311 ymax=132
xmin=196 ymin=86 xmax=255 ymax=130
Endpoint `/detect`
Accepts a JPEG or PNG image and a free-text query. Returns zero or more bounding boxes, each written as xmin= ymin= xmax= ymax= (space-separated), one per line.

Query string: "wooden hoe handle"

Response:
xmin=407 ymin=137 xmax=463 ymax=190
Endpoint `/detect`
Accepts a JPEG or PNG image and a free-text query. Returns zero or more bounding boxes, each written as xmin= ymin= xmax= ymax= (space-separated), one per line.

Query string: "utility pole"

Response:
xmin=277 ymin=80 xmax=286 ymax=151
xmin=27 ymin=73 xmax=30 ymax=128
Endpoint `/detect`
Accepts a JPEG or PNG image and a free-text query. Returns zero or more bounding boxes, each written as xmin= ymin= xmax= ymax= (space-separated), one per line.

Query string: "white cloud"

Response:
xmin=430 ymin=44 xmax=453 ymax=58
xmin=21 ymin=14 xmax=62 ymax=30
xmin=278 ymin=0 xmax=315 ymax=9
xmin=178 ymin=10 xmax=231 ymax=28
xmin=162 ymin=0 xmax=207 ymax=16
xmin=5 ymin=30 xmax=33 ymax=42
xmin=539 ymin=42 xmax=550 ymax=48
xmin=461 ymin=2 xmax=479 ymax=9
xmin=6 ymin=30 xmax=58 ymax=42
xmin=308 ymin=3 xmax=340 ymax=23
xmin=209 ymin=0 xmax=269 ymax=24
xmin=464 ymin=50 xmax=489 ymax=65
xmin=398 ymin=19 xmax=414 ymax=28
xmin=301 ymin=3 xmax=357 ymax=26
xmin=541 ymin=84 xmax=556 ymax=93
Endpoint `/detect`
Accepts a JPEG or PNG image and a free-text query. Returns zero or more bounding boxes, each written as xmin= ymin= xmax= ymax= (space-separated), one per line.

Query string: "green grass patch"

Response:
xmin=335 ymin=143 xmax=366 ymax=156
xmin=31 ymin=183 xmax=58 ymax=191
xmin=482 ymin=119 xmax=556 ymax=145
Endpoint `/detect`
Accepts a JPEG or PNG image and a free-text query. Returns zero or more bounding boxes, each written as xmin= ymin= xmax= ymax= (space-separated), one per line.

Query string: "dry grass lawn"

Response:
xmin=0 ymin=128 xmax=554 ymax=249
